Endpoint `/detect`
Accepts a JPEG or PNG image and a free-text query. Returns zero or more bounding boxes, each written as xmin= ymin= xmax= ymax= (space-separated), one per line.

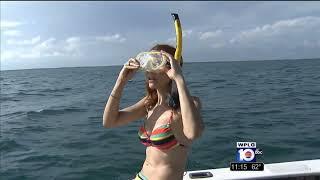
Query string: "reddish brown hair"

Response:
xmin=149 ymin=44 xmax=183 ymax=66
xmin=144 ymin=44 xmax=182 ymax=111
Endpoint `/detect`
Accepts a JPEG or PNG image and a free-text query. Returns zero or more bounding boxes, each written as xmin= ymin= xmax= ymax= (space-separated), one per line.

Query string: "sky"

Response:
xmin=1 ymin=1 xmax=320 ymax=70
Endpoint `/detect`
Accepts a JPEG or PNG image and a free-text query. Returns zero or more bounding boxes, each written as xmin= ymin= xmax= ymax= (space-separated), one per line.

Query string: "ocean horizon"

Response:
xmin=1 ymin=58 xmax=319 ymax=71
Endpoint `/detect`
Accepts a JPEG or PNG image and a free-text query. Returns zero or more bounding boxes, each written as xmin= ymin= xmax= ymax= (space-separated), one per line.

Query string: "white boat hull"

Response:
xmin=183 ymin=159 xmax=320 ymax=179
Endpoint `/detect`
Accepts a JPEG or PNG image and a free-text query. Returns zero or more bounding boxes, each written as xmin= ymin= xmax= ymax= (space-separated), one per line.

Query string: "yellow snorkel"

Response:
xmin=171 ymin=13 xmax=183 ymax=63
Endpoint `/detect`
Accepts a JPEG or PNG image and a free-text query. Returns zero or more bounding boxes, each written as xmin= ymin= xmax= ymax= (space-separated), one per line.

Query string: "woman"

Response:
xmin=103 ymin=44 xmax=204 ymax=180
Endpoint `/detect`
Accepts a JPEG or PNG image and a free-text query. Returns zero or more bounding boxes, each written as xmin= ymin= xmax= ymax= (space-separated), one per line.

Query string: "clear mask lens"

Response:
xmin=136 ymin=51 xmax=169 ymax=72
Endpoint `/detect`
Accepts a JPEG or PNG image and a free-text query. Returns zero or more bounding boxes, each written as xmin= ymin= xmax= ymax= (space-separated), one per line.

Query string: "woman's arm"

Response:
xmin=175 ymin=76 xmax=204 ymax=140
xmin=163 ymin=50 xmax=204 ymax=140
xmin=103 ymin=58 xmax=146 ymax=128
xmin=103 ymin=78 xmax=125 ymax=128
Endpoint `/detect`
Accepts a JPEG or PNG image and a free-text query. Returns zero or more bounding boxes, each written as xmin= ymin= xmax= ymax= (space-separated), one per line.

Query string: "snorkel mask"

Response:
xmin=136 ymin=13 xmax=183 ymax=72
xmin=136 ymin=51 xmax=170 ymax=72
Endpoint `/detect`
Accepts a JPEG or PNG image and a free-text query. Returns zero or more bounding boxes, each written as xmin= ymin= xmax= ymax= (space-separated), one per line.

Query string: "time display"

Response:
xmin=230 ymin=162 xmax=264 ymax=171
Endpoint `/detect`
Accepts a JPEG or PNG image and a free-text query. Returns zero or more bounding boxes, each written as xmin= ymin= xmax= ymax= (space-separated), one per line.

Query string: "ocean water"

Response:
xmin=1 ymin=59 xmax=320 ymax=179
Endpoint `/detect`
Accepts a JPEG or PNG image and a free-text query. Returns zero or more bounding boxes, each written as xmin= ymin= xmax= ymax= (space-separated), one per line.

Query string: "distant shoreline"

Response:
xmin=1 ymin=57 xmax=319 ymax=72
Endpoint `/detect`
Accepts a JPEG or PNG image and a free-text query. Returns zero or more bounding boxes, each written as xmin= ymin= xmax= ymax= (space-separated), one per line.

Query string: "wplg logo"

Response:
xmin=230 ymin=142 xmax=264 ymax=171
xmin=236 ymin=142 xmax=263 ymax=162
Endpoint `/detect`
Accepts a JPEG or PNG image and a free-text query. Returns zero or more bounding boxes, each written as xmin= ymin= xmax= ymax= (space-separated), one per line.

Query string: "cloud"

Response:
xmin=182 ymin=29 xmax=193 ymax=37
xmin=95 ymin=34 xmax=126 ymax=43
xmin=166 ymin=37 xmax=175 ymax=44
xmin=1 ymin=34 xmax=129 ymax=61
xmin=66 ymin=37 xmax=80 ymax=44
xmin=230 ymin=16 xmax=320 ymax=44
xmin=7 ymin=36 xmax=41 ymax=45
xmin=1 ymin=51 xmax=18 ymax=60
xmin=211 ymin=42 xmax=226 ymax=49
xmin=33 ymin=38 xmax=56 ymax=52
xmin=28 ymin=37 xmax=83 ymax=58
xmin=199 ymin=30 xmax=222 ymax=40
xmin=2 ymin=37 xmax=64 ymax=60
xmin=166 ymin=29 xmax=193 ymax=44
xmin=0 ymin=20 xmax=24 ymax=29
xmin=2 ymin=30 xmax=23 ymax=37
xmin=65 ymin=37 xmax=81 ymax=55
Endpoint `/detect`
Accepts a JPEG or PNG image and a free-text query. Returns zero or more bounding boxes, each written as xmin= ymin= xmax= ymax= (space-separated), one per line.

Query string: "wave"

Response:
xmin=19 ymin=81 xmax=31 ymax=85
xmin=225 ymin=83 xmax=238 ymax=86
xmin=88 ymin=116 xmax=100 ymax=120
xmin=0 ymin=138 xmax=28 ymax=153
xmin=308 ymin=100 xmax=320 ymax=105
xmin=209 ymin=79 xmax=226 ymax=83
xmin=305 ymin=92 xmax=320 ymax=97
xmin=15 ymin=92 xmax=47 ymax=96
xmin=61 ymin=141 xmax=91 ymax=149
xmin=27 ymin=107 xmax=87 ymax=116
xmin=88 ymin=116 xmax=101 ymax=123
xmin=18 ymin=154 xmax=68 ymax=164
xmin=38 ymin=87 xmax=72 ymax=93
xmin=10 ymin=88 xmax=72 ymax=97
xmin=1 ymin=111 xmax=26 ymax=120
xmin=237 ymin=109 xmax=283 ymax=115
xmin=248 ymin=122 xmax=274 ymax=129
xmin=0 ymin=96 xmax=21 ymax=102
xmin=24 ymin=125 xmax=53 ymax=132
xmin=214 ymin=85 xmax=225 ymax=89
xmin=53 ymin=94 xmax=65 ymax=97
xmin=189 ymin=81 xmax=216 ymax=88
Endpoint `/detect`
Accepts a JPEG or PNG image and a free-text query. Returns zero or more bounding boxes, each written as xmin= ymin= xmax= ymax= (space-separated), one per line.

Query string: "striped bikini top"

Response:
xmin=138 ymin=110 xmax=184 ymax=150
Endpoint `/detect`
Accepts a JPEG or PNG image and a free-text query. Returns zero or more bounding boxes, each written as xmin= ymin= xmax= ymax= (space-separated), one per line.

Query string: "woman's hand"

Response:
xmin=118 ymin=58 xmax=140 ymax=83
xmin=161 ymin=50 xmax=183 ymax=81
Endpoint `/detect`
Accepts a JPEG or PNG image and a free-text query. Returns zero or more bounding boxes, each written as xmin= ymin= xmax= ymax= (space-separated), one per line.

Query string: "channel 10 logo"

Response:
xmin=236 ymin=142 xmax=263 ymax=162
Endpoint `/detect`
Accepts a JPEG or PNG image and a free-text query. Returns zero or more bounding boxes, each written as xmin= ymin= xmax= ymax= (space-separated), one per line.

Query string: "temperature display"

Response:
xmin=230 ymin=162 xmax=264 ymax=171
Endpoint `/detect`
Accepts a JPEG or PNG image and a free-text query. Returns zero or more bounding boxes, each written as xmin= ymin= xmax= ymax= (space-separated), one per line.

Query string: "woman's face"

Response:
xmin=146 ymin=69 xmax=171 ymax=90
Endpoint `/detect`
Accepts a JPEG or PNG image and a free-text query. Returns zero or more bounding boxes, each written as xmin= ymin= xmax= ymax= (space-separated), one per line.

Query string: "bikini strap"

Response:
xmin=142 ymin=107 xmax=150 ymax=137
xmin=144 ymin=106 xmax=149 ymax=126
xmin=168 ymin=109 xmax=174 ymax=124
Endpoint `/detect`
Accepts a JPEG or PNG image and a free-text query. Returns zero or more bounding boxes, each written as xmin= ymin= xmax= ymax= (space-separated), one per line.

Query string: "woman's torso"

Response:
xmin=139 ymin=105 xmax=190 ymax=180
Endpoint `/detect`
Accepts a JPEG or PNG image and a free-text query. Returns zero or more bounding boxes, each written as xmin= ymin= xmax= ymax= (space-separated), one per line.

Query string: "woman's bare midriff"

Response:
xmin=141 ymin=145 xmax=189 ymax=180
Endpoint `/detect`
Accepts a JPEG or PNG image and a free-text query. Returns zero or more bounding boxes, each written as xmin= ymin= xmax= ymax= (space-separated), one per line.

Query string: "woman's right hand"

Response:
xmin=118 ymin=58 xmax=140 ymax=83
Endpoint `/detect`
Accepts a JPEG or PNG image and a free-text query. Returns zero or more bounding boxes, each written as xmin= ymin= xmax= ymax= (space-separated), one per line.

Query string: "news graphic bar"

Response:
xmin=230 ymin=162 xmax=264 ymax=171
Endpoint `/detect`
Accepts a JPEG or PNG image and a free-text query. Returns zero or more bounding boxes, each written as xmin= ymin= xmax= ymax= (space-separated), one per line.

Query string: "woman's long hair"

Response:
xmin=144 ymin=44 xmax=183 ymax=111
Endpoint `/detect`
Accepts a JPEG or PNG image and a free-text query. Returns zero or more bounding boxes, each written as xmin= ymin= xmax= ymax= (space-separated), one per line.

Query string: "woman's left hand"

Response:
xmin=161 ymin=50 xmax=183 ymax=81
